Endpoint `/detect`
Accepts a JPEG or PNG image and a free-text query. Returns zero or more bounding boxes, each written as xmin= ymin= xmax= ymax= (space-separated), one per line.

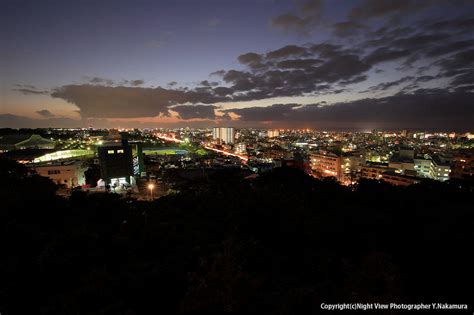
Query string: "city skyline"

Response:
xmin=1 ymin=0 xmax=474 ymax=130
xmin=1 ymin=2 xmax=473 ymax=311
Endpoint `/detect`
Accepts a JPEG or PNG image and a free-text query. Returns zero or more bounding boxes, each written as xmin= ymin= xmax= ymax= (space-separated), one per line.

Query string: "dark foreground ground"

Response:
xmin=1 ymin=159 xmax=473 ymax=314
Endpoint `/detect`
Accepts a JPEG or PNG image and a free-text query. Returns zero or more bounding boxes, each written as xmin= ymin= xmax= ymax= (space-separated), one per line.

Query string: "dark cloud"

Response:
xmin=365 ymin=30 xmax=456 ymax=60
xmin=210 ymin=46 xmax=372 ymax=102
xmin=266 ymin=45 xmax=308 ymax=59
xmin=414 ymin=75 xmax=437 ymax=83
xmin=339 ymin=75 xmax=368 ymax=86
xmin=270 ymin=0 xmax=468 ymax=37
xmin=223 ymin=91 xmax=474 ymax=131
xmin=51 ymin=85 xmax=168 ymax=118
xmin=130 ymin=79 xmax=144 ymax=86
xmin=210 ymin=69 xmax=226 ymax=77
xmin=347 ymin=0 xmax=430 ymax=20
xmin=358 ymin=31 xmax=467 ymax=69
xmin=237 ymin=53 xmax=270 ymax=71
xmin=309 ymin=43 xmax=343 ymax=57
xmin=425 ymin=39 xmax=474 ymax=57
xmin=450 ymin=71 xmax=474 ymax=87
xmin=171 ymin=105 xmax=218 ymax=120
xmin=313 ymin=54 xmax=371 ymax=82
xmin=199 ymin=80 xmax=218 ymax=87
xmin=51 ymin=85 xmax=226 ymax=118
xmin=365 ymin=76 xmax=414 ymax=92
xmin=276 ymin=59 xmax=322 ymax=69
xmin=391 ymin=34 xmax=450 ymax=50
xmin=363 ymin=47 xmax=410 ymax=65
xmin=45 ymin=3 xmax=474 ymax=124
xmin=453 ymin=85 xmax=474 ymax=93
xmin=14 ymin=84 xmax=37 ymax=89
xmin=436 ymin=49 xmax=474 ymax=72
xmin=36 ymin=109 xmax=55 ymax=118
xmin=424 ymin=17 xmax=474 ymax=33
xmin=222 ymin=70 xmax=251 ymax=83
xmin=362 ymin=26 xmax=416 ymax=48
xmin=194 ymin=86 xmax=212 ymax=93
xmin=212 ymin=86 xmax=234 ymax=96
xmin=13 ymin=88 xmax=50 ymax=95
xmin=359 ymin=26 xmax=473 ymax=69
xmin=48 ymin=27 xmax=473 ymax=122
xmin=434 ymin=49 xmax=474 ymax=89
xmin=238 ymin=52 xmax=263 ymax=64
xmin=231 ymin=79 xmax=257 ymax=92
xmin=87 ymin=76 xmax=115 ymax=85
xmin=223 ymin=104 xmax=301 ymax=122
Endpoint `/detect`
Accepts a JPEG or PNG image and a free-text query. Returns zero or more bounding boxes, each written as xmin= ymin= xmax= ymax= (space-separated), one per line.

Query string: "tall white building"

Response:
xmin=212 ymin=127 xmax=221 ymax=141
xmin=212 ymin=127 xmax=235 ymax=144
xmin=267 ymin=129 xmax=280 ymax=138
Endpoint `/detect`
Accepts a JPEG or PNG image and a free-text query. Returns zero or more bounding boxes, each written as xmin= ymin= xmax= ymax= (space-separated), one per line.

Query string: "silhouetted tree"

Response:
xmin=0 ymin=159 xmax=472 ymax=314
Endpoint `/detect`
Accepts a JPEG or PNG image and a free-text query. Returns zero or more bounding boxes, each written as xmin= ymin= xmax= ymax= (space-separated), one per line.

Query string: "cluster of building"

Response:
xmin=310 ymin=148 xmax=455 ymax=186
xmin=0 ymin=130 xmax=144 ymax=190
xmin=0 ymin=127 xmax=473 ymax=193
xmin=206 ymin=128 xmax=473 ymax=186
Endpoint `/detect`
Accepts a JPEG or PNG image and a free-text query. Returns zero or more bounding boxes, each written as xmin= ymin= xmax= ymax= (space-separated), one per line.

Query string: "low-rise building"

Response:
xmin=33 ymin=160 xmax=86 ymax=188
xmin=431 ymin=156 xmax=451 ymax=181
xmin=389 ymin=148 xmax=415 ymax=174
xmin=414 ymin=154 xmax=451 ymax=181
xmin=360 ymin=164 xmax=389 ymax=180
xmin=310 ymin=151 xmax=342 ymax=181
xmin=381 ymin=171 xmax=420 ymax=186
xmin=414 ymin=155 xmax=433 ymax=178
xmin=341 ymin=152 xmax=365 ymax=184
xmin=451 ymin=150 xmax=474 ymax=180
xmin=234 ymin=143 xmax=247 ymax=155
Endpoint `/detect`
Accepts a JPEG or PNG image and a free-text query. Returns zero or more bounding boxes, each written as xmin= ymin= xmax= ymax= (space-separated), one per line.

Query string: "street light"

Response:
xmin=148 ymin=183 xmax=154 ymax=200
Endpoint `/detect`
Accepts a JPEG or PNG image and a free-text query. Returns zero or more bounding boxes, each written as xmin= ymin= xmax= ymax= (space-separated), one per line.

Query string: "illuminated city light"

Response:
xmin=33 ymin=149 xmax=94 ymax=163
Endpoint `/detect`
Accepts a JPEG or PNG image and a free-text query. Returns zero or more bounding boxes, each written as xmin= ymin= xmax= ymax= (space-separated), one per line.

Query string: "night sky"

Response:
xmin=1 ymin=0 xmax=473 ymax=130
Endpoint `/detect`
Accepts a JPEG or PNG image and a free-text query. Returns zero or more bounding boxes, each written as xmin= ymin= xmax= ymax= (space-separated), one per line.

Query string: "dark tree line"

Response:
xmin=0 ymin=158 xmax=473 ymax=314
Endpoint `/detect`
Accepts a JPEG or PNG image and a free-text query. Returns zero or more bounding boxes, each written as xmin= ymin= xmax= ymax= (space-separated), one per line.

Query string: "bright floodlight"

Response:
xmin=148 ymin=183 xmax=154 ymax=190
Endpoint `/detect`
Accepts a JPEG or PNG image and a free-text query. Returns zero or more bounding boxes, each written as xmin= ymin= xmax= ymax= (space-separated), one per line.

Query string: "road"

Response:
xmin=155 ymin=133 xmax=248 ymax=162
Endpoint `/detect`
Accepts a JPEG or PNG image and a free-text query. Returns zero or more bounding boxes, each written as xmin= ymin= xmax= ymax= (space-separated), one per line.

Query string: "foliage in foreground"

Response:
xmin=0 ymin=159 xmax=473 ymax=314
